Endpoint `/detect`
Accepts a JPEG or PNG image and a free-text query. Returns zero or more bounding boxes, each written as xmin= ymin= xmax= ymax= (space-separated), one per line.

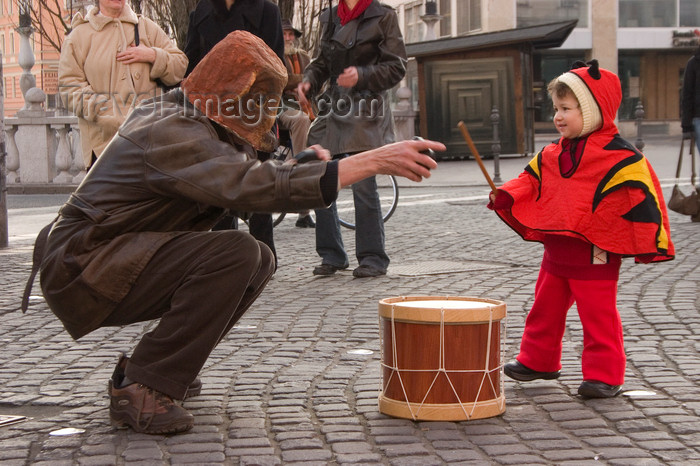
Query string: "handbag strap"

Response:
xmin=675 ymin=138 xmax=684 ymax=180
xmin=691 ymin=136 xmax=696 ymax=187
xmin=675 ymin=137 xmax=697 ymax=186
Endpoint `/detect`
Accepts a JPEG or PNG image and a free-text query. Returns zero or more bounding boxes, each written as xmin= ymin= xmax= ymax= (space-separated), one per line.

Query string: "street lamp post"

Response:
xmin=16 ymin=1 xmax=36 ymax=109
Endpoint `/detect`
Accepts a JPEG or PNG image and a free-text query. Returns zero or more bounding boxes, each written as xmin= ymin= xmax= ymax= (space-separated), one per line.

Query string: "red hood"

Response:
xmin=568 ymin=61 xmax=621 ymax=136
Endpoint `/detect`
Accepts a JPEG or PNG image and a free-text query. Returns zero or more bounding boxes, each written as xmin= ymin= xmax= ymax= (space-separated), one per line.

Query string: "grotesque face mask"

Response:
xmin=182 ymin=31 xmax=287 ymax=152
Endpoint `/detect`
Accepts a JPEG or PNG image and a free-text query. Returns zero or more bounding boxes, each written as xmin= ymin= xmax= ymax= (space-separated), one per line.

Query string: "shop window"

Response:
xmin=517 ymin=0 xmax=588 ymax=28
xmin=532 ymin=54 xmax=587 ymax=124
xmin=456 ymin=0 xmax=481 ymax=35
xmin=403 ymin=1 xmax=425 ymax=44
xmin=618 ymin=54 xmax=641 ymax=121
xmin=619 ymin=0 xmax=675 ymax=27
xmin=439 ymin=0 xmax=451 ymax=37
xmin=679 ymin=0 xmax=700 ymax=27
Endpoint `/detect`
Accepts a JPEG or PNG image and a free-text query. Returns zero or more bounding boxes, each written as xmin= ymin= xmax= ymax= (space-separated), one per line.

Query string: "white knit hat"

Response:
xmin=556 ymin=72 xmax=602 ymax=137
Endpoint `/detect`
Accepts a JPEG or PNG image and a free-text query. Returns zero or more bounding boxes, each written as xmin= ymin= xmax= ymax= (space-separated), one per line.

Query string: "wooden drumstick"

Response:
xmin=457 ymin=121 xmax=498 ymax=195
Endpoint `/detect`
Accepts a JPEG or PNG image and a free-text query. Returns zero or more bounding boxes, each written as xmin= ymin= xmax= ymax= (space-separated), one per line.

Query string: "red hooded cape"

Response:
xmin=494 ymin=63 xmax=674 ymax=263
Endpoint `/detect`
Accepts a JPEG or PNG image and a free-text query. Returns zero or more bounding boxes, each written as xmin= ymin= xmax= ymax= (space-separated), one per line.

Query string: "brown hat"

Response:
xmin=281 ymin=19 xmax=302 ymax=38
xmin=181 ymin=31 xmax=287 ymax=152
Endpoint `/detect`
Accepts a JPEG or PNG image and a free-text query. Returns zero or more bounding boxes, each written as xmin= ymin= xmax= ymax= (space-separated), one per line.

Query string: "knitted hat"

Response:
xmin=181 ymin=31 xmax=287 ymax=152
xmin=556 ymin=69 xmax=602 ymax=138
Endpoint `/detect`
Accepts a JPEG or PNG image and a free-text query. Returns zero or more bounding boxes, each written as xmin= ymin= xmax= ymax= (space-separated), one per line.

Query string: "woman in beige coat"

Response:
xmin=59 ymin=0 xmax=187 ymax=168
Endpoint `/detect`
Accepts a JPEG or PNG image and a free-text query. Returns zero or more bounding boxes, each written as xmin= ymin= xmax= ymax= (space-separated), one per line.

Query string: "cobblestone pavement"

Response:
xmin=1 ymin=163 xmax=700 ymax=464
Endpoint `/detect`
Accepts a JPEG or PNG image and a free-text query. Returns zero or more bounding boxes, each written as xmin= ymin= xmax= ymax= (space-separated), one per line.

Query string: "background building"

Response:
xmin=1 ymin=0 xmax=91 ymax=116
xmin=385 ymin=0 xmax=700 ymax=137
xmin=4 ymin=0 xmax=700 ymax=135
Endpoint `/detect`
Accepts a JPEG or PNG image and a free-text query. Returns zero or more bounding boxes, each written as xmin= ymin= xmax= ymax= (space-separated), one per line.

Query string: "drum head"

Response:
xmin=378 ymin=296 xmax=506 ymax=323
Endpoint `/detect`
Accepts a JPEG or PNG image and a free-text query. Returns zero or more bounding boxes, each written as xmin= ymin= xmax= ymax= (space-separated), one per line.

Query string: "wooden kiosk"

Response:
xmin=406 ymin=20 xmax=577 ymax=159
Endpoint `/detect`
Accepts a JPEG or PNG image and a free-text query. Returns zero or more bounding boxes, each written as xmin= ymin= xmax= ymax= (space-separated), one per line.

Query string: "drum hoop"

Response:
xmin=378 ymin=296 xmax=506 ymax=323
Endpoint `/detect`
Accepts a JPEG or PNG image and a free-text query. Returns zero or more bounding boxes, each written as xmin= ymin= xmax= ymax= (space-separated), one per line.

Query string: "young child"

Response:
xmin=488 ymin=60 xmax=675 ymax=398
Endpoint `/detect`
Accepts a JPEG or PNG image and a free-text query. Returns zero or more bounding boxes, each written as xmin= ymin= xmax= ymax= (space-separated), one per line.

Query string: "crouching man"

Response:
xmin=22 ymin=31 xmax=443 ymax=434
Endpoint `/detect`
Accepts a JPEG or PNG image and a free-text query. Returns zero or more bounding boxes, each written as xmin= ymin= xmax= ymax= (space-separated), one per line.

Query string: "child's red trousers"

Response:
xmin=516 ymin=260 xmax=626 ymax=386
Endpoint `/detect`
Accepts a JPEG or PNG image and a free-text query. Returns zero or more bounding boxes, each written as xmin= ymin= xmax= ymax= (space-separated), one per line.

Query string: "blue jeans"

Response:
xmin=315 ymin=165 xmax=389 ymax=271
xmin=694 ymin=117 xmax=700 ymax=155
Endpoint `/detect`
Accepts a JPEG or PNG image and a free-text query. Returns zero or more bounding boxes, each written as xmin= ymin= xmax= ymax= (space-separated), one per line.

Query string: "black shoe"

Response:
xmin=503 ymin=360 xmax=560 ymax=381
xmin=313 ymin=263 xmax=346 ymax=276
xmin=295 ymin=215 xmax=316 ymax=228
xmin=578 ymin=380 xmax=622 ymax=398
xmin=352 ymin=265 xmax=387 ymax=278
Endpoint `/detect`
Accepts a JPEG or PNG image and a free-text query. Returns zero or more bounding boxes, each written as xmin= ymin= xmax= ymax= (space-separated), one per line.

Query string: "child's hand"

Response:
xmin=487 ymin=189 xmax=513 ymax=211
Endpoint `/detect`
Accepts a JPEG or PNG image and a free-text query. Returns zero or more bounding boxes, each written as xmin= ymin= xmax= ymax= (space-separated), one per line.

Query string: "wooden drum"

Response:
xmin=378 ymin=296 xmax=506 ymax=421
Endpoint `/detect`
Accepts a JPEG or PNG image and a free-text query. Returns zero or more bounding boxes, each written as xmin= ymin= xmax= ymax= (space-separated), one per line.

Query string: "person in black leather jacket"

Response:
xmin=297 ymin=0 xmax=407 ymax=278
xmin=681 ymin=44 xmax=700 ymax=154
xmin=184 ymin=0 xmax=283 ymax=73
xmin=184 ymin=0 xmax=284 ymax=264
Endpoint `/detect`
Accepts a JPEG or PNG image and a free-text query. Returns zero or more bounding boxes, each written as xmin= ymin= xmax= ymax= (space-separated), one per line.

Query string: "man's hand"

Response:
xmin=292 ymin=145 xmax=331 ymax=164
xmin=337 ymin=139 xmax=444 ymax=188
xmin=296 ymin=81 xmax=312 ymax=108
xmin=117 ymin=45 xmax=157 ymax=65
xmin=337 ymin=67 xmax=359 ymax=88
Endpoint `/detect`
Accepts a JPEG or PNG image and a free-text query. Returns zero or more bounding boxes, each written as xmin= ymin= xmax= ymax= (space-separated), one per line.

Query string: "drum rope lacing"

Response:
xmin=382 ymin=298 xmax=506 ymax=421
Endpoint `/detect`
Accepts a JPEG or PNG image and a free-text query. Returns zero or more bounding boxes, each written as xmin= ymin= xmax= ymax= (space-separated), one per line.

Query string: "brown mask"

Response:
xmin=181 ymin=31 xmax=287 ymax=152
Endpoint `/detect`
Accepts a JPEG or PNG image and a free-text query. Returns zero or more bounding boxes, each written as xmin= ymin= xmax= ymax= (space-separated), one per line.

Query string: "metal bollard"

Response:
xmin=490 ymin=106 xmax=502 ymax=184
xmin=634 ymin=101 xmax=645 ymax=151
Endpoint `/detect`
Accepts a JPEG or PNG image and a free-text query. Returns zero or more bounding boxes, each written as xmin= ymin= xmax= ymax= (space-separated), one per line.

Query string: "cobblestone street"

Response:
xmin=1 ymin=142 xmax=699 ymax=464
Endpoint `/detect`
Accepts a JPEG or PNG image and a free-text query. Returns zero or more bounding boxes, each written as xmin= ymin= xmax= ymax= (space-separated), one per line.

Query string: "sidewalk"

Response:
xmin=0 ymin=134 xmax=699 ymax=464
xmin=407 ymin=133 xmax=684 ymax=189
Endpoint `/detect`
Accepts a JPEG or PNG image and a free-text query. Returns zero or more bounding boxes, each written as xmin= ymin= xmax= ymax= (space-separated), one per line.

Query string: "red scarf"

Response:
xmin=338 ymin=0 xmax=373 ymax=25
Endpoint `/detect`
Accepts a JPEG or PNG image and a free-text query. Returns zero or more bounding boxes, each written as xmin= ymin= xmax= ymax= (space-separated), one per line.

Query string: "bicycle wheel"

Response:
xmin=270 ymin=133 xmax=292 ymax=227
xmin=272 ymin=212 xmax=286 ymax=227
xmin=337 ymin=174 xmax=399 ymax=230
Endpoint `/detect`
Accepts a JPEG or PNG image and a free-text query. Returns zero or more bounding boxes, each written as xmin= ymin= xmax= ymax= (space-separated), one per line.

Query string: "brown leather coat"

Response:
xmin=304 ymin=1 xmax=406 ymax=156
xmin=40 ymin=90 xmax=332 ymax=339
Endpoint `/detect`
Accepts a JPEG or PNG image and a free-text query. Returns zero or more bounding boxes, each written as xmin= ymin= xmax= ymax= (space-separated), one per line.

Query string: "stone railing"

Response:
xmin=4 ymin=89 xmax=85 ymax=191
xmin=4 ymin=87 xmax=416 ymax=191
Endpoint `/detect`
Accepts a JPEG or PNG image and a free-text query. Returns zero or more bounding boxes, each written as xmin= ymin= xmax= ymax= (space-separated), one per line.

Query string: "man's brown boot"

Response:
xmin=109 ymin=380 xmax=194 ymax=434
xmin=112 ymin=352 xmax=202 ymax=400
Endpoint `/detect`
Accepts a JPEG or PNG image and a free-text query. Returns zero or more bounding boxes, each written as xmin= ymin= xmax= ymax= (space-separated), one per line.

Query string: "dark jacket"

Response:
xmin=184 ymin=0 xmax=284 ymax=76
xmin=39 ymin=90 xmax=335 ymax=340
xmin=304 ymin=1 xmax=406 ymax=156
xmin=681 ymin=48 xmax=700 ymax=133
